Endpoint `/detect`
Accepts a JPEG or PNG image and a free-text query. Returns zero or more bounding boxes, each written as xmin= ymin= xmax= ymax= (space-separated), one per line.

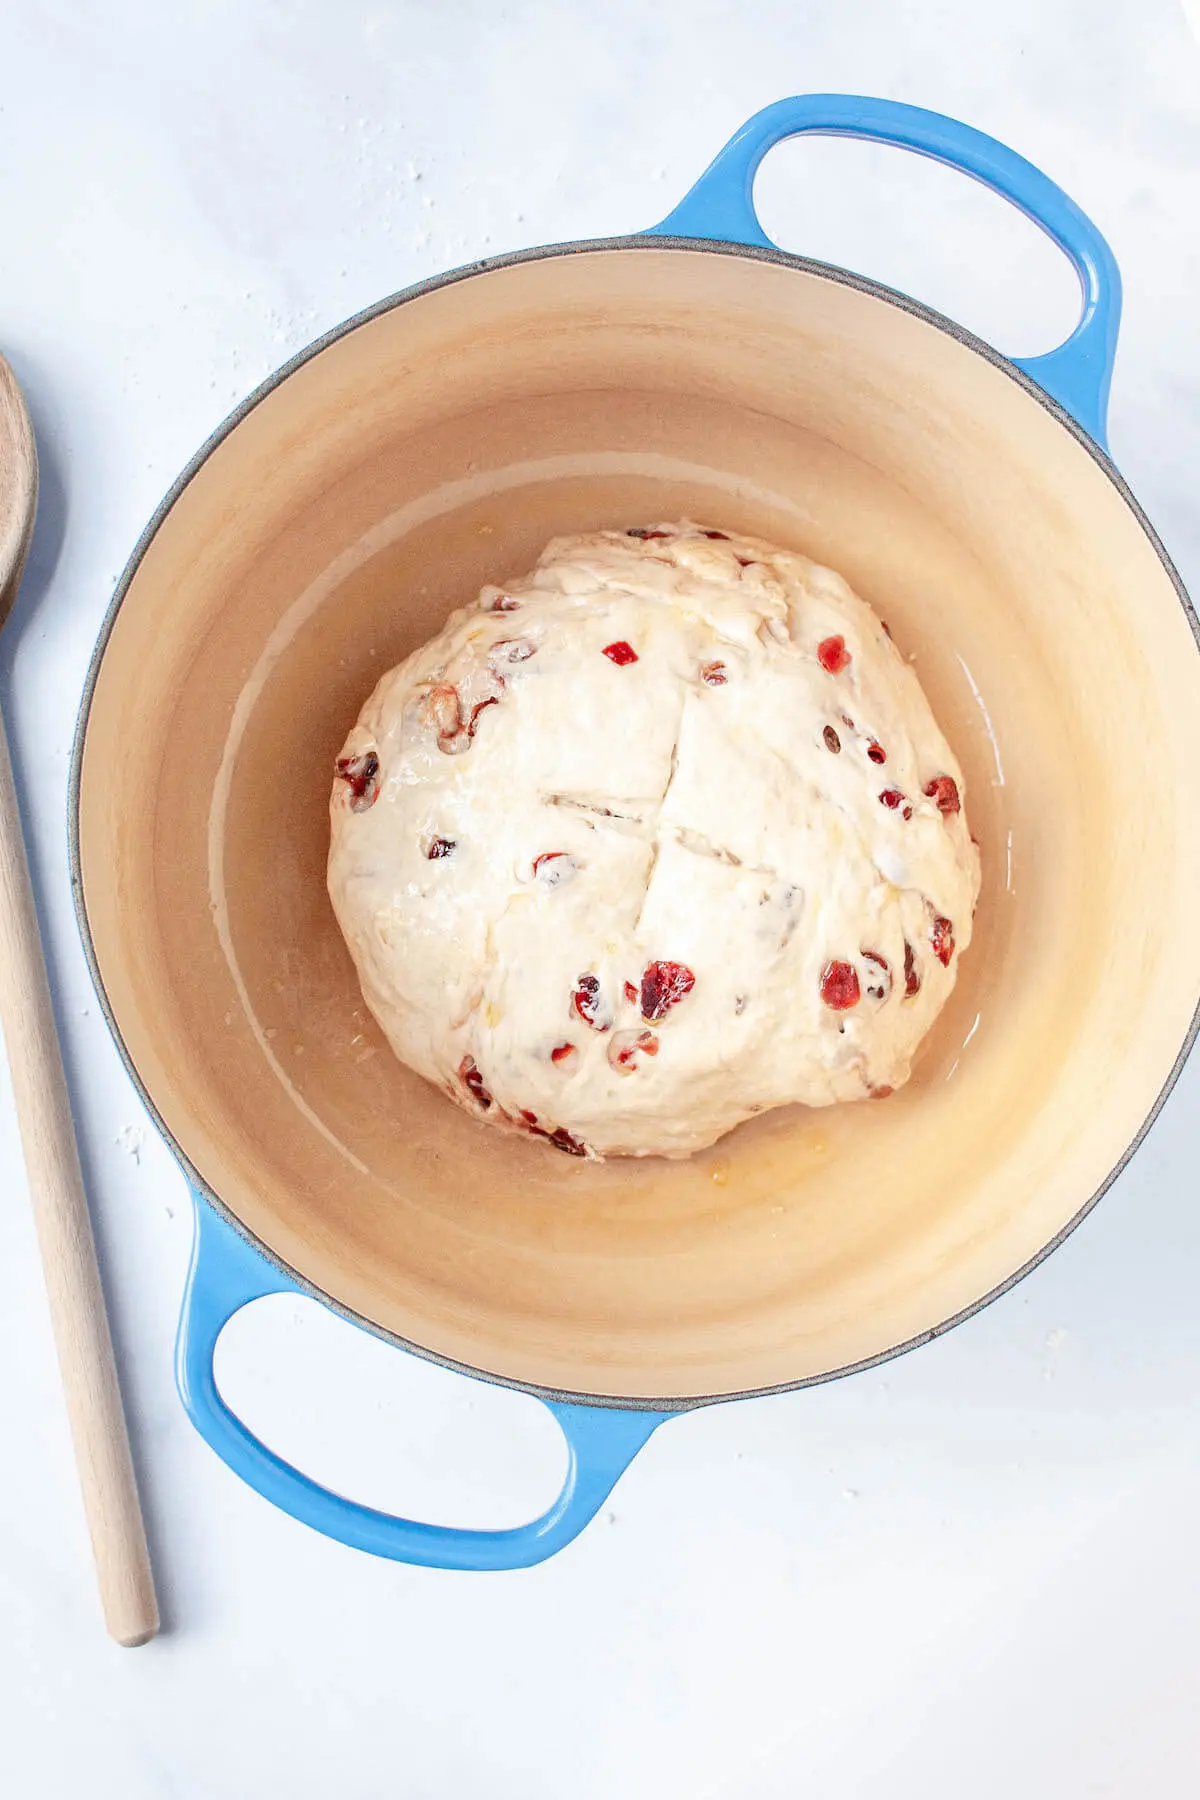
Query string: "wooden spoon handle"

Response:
xmin=0 ymin=710 xmax=159 ymax=1646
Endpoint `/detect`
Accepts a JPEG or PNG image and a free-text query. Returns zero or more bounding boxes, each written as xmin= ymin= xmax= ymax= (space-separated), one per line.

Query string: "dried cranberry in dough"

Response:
xmin=640 ymin=961 xmax=695 ymax=1022
xmin=818 ymin=635 xmax=851 ymax=673
xmin=924 ymin=775 xmax=961 ymax=815
xmin=335 ymin=750 xmax=380 ymax=811
xmin=903 ymin=941 xmax=921 ymax=998
xmin=547 ymin=1126 xmax=589 ymax=1156
xmin=533 ymin=851 xmax=577 ymax=887
xmin=608 ymin=1029 xmax=659 ymax=1073
xmin=930 ymin=914 xmax=956 ymax=967
xmin=862 ymin=951 xmax=892 ymax=1002
xmin=572 ymin=974 xmax=612 ymax=1032
xmin=820 ymin=962 xmax=861 ymax=1010
xmin=457 ymin=1056 xmax=492 ymax=1109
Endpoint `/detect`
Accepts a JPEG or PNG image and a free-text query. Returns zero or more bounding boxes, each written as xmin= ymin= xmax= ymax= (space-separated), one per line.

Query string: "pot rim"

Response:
xmin=67 ymin=231 xmax=1200 ymax=1412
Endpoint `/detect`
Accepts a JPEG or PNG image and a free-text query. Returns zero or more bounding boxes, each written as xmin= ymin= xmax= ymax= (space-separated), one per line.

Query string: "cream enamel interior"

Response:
xmin=78 ymin=245 xmax=1200 ymax=1400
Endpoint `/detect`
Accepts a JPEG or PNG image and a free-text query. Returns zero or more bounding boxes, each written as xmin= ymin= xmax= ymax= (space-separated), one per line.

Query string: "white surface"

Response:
xmin=2 ymin=2 xmax=1199 ymax=1794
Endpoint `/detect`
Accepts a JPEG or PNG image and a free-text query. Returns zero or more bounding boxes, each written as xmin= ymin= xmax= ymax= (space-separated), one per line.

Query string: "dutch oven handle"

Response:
xmin=177 ymin=1192 xmax=670 ymax=1568
xmin=647 ymin=93 xmax=1122 ymax=451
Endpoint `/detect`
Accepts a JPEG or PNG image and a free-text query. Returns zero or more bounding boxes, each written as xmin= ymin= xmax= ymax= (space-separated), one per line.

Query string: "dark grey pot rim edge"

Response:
xmin=67 ymin=231 xmax=1200 ymax=1415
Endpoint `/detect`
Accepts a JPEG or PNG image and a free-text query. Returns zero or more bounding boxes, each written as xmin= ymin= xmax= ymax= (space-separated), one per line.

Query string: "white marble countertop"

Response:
xmin=3 ymin=3 xmax=1200 ymax=1794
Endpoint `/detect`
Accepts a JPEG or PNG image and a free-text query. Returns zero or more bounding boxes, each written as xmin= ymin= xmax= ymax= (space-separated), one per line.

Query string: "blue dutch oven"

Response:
xmin=71 ymin=96 xmax=1200 ymax=1570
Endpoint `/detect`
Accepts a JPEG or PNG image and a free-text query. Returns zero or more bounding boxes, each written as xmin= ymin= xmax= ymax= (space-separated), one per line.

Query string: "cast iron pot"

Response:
xmin=71 ymin=95 xmax=1200 ymax=1568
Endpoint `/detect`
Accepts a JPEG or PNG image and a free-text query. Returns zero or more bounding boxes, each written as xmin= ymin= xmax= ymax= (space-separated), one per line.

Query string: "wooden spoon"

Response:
xmin=0 ymin=354 xmax=159 ymax=1646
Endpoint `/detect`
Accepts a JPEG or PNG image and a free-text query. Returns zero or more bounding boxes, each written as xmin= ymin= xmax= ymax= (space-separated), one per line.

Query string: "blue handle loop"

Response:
xmin=177 ymin=1192 xmax=669 ymax=1568
xmin=648 ymin=94 xmax=1121 ymax=449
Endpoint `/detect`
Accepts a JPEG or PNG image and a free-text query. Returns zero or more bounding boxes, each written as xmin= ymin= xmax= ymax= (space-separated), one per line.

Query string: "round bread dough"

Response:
xmin=328 ymin=522 xmax=981 ymax=1159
